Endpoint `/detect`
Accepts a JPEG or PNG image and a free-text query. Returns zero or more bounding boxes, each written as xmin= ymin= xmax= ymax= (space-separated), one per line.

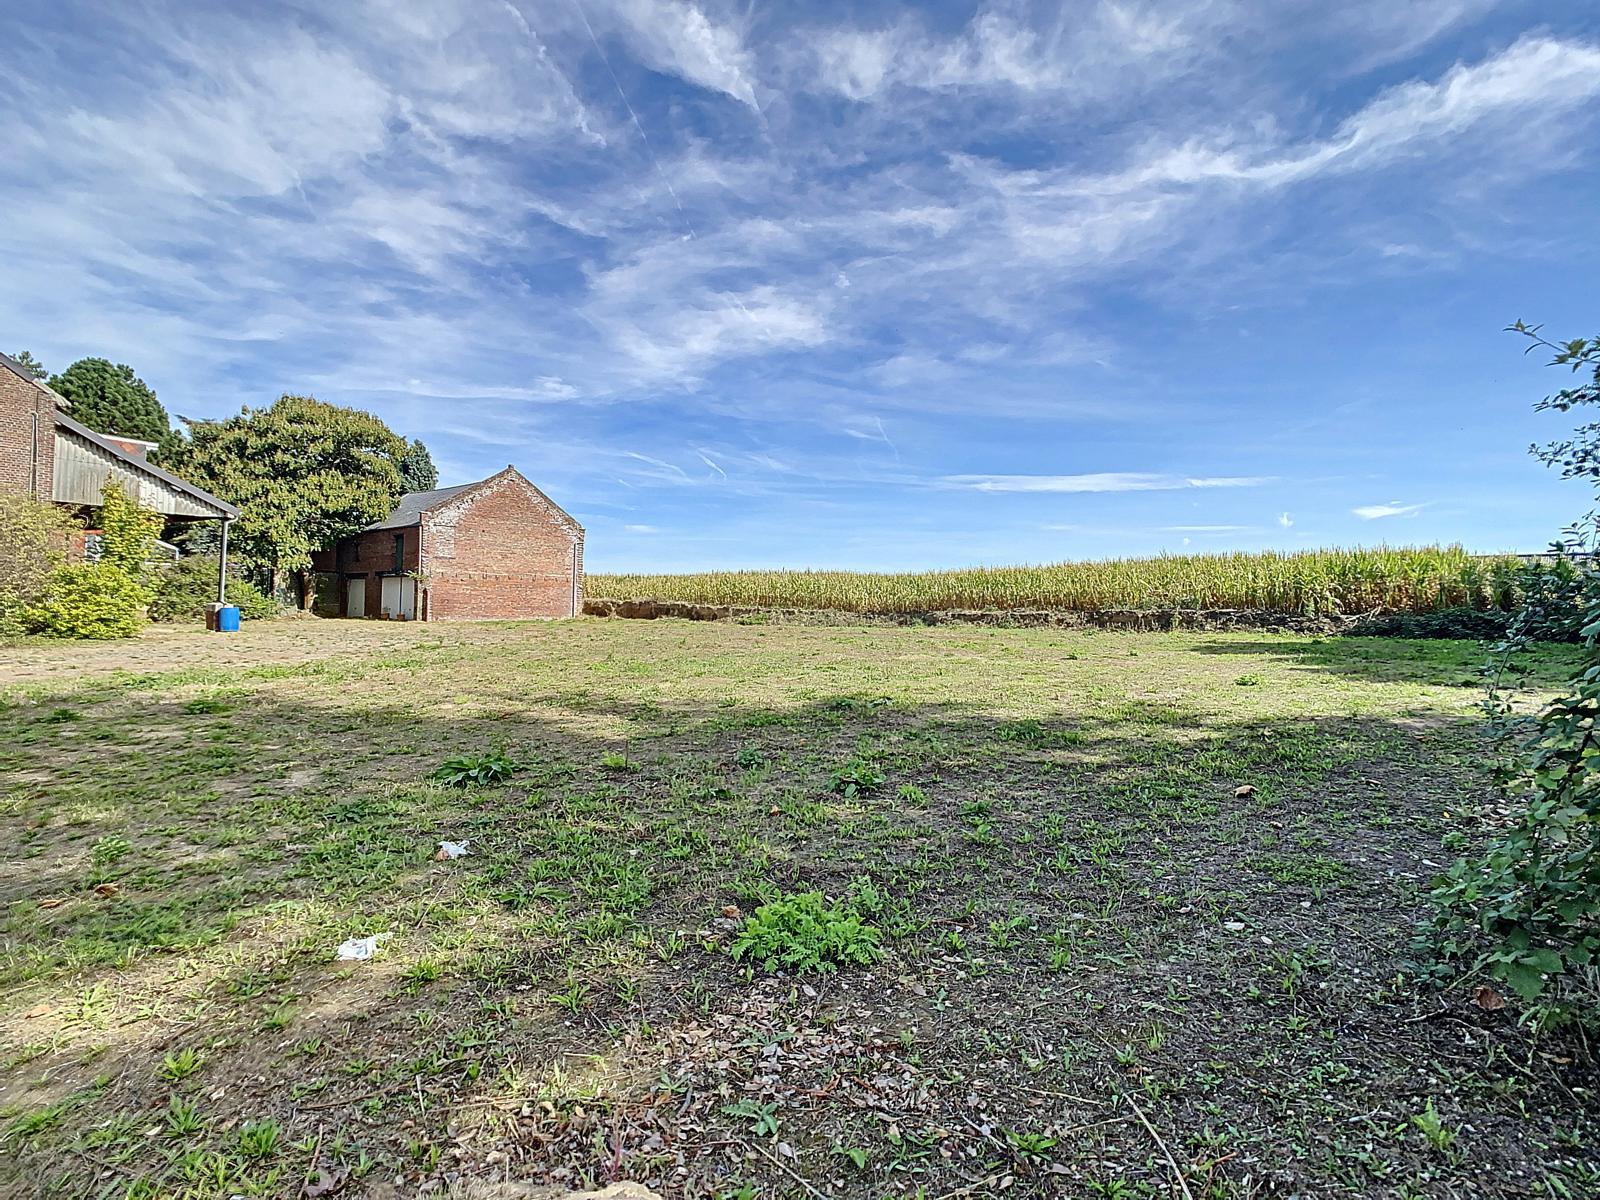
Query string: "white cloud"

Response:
xmin=947 ymin=473 xmax=1271 ymax=494
xmin=1278 ymin=512 xmax=1294 ymax=528
xmin=624 ymin=523 xmax=662 ymax=533
xmin=602 ymin=0 xmax=760 ymax=108
xmin=807 ymin=4 xmax=1195 ymax=102
xmin=1353 ymin=501 xmax=1425 ymax=520
xmin=1101 ymin=35 xmax=1600 ymax=193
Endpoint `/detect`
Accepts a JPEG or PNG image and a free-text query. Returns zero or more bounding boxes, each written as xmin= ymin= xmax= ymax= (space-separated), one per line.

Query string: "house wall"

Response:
xmin=421 ymin=475 xmax=582 ymax=620
xmin=0 ymin=369 xmax=56 ymax=500
xmin=333 ymin=527 xmax=419 ymax=617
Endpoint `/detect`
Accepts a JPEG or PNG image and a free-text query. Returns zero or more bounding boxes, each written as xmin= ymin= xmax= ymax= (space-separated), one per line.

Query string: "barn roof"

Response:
xmin=361 ymin=468 xmax=582 ymax=536
xmin=363 ymin=483 xmax=476 ymax=531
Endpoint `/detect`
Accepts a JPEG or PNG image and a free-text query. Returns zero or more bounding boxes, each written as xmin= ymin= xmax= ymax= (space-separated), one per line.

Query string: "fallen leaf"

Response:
xmin=1233 ymin=784 xmax=1257 ymax=799
xmin=38 ymin=897 xmax=66 ymax=909
xmin=23 ymin=1003 xmax=51 ymax=1018
xmin=722 ymin=904 xmax=742 ymax=920
xmin=93 ymin=883 xmax=119 ymax=899
xmin=303 ymin=1167 xmax=349 ymax=1198
xmin=1474 ymin=985 xmax=1506 ymax=1012
xmin=768 ymin=805 xmax=781 ymax=817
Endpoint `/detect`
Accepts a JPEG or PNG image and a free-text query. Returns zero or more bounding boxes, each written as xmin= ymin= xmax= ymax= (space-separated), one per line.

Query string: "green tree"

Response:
xmin=9 ymin=350 xmax=48 ymax=380
xmin=398 ymin=438 xmax=439 ymax=492
xmin=96 ymin=482 xmax=165 ymax=579
xmin=177 ymin=395 xmax=406 ymax=599
xmin=48 ymin=358 xmax=177 ymax=457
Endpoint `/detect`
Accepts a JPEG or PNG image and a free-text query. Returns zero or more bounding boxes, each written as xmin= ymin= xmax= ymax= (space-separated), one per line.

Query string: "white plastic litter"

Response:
xmin=436 ymin=840 xmax=471 ymax=860
xmin=336 ymin=933 xmax=390 ymax=961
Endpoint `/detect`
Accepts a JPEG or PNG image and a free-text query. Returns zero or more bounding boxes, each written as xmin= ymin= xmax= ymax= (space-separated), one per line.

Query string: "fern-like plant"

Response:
xmin=730 ymin=890 xmax=882 ymax=974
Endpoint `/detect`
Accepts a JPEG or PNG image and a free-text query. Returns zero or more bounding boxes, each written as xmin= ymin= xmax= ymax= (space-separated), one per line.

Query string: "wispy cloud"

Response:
xmin=598 ymin=0 xmax=761 ymax=110
xmin=1353 ymin=501 xmax=1426 ymax=520
xmin=947 ymin=473 xmax=1272 ymax=494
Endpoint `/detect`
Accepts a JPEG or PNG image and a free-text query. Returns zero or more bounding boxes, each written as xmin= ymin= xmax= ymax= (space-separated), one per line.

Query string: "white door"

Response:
xmin=380 ymin=576 xmax=416 ymax=619
xmin=346 ymin=577 xmax=366 ymax=618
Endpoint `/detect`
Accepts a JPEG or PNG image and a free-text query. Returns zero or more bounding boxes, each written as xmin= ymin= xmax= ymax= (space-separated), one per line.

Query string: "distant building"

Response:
xmin=310 ymin=467 xmax=584 ymax=621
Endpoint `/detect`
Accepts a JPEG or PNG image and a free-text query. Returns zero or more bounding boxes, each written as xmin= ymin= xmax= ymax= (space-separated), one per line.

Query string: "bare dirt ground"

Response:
xmin=0 ymin=617 xmax=1594 ymax=1199
xmin=0 ymin=619 xmax=429 ymax=685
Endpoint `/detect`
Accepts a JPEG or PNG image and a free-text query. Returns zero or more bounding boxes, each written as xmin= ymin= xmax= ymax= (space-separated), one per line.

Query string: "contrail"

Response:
xmin=569 ymin=0 xmax=697 ymax=240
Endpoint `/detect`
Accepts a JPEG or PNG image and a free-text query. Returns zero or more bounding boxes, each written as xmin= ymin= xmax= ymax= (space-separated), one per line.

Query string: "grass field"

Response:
xmin=0 ymin=618 xmax=1593 ymax=1199
xmin=590 ymin=546 xmax=1526 ymax=616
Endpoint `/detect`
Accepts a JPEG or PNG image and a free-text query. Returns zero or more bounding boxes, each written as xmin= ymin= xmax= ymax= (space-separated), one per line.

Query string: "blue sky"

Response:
xmin=3 ymin=0 xmax=1597 ymax=571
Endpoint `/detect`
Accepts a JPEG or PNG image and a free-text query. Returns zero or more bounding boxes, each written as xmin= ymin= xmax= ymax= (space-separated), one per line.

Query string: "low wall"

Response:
xmin=582 ymin=597 xmax=1345 ymax=633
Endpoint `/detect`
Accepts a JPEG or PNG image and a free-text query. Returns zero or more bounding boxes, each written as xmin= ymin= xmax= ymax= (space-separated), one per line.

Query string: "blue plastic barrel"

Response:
xmin=217 ymin=605 xmax=241 ymax=632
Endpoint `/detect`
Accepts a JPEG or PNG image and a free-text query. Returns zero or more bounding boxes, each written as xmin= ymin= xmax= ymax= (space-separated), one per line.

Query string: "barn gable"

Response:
xmin=422 ymin=466 xmax=581 ymax=562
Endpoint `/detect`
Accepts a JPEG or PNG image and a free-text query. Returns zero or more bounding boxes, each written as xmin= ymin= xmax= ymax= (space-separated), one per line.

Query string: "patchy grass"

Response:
xmin=0 ymin=619 xmax=1593 ymax=1199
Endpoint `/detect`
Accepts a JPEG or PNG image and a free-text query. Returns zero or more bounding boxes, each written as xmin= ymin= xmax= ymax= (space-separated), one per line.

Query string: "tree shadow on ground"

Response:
xmin=1191 ymin=634 xmax=1582 ymax=688
xmin=1 ymin=674 xmax=1595 ymax=1200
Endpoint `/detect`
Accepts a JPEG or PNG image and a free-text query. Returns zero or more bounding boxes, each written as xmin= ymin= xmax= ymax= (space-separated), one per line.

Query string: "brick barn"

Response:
xmin=311 ymin=466 xmax=584 ymax=621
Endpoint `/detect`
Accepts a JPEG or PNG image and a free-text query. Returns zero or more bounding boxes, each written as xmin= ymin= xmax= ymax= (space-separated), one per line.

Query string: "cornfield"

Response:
xmin=590 ymin=546 xmax=1528 ymax=617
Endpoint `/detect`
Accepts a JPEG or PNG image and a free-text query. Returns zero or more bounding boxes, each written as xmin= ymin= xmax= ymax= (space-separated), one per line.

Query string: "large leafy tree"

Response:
xmin=176 ymin=395 xmax=406 ymax=595
xmin=398 ymin=438 xmax=439 ymax=492
xmin=48 ymin=358 xmax=177 ymax=458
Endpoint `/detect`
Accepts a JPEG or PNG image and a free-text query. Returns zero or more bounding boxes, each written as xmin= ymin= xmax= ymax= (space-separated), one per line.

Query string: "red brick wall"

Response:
xmin=0 ymin=367 xmax=57 ymax=500
xmin=334 ymin=527 xmax=419 ymax=616
xmin=421 ymin=474 xmax=582 ymax=620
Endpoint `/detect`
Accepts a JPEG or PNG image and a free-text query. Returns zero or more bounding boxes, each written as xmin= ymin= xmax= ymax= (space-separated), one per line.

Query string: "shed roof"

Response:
xmin=53 ymin=410 xmax=240 ymax=519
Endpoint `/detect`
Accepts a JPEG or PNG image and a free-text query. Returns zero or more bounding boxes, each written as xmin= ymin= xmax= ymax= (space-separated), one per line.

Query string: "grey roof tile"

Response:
xmin=363 ymin=482 xmax=476 ymax=531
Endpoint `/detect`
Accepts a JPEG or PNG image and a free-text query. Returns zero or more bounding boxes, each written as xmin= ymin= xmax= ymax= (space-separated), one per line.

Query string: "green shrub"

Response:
xmin=0 ymin=495 xmax=73 ymax=638
xmin=1423 ymin=326 xmax=1600 ymax=1017
xmin=23 ymin=564 xmax=148 ymax=639
xmin=1426 ymin=576 xmax=1600 ymax=1004
xmin=730 ymin=891 xmax=883 ymax=974
xmin=1509 ymin=558 xmax=1589 ymax=642
xmin=1346 ymin=562 xmax=1589 ymax=642
xmin=1345 ymin=607 xmax=1513 ymax=640
xmin=147 ymin=556 xmax=276 ymax=622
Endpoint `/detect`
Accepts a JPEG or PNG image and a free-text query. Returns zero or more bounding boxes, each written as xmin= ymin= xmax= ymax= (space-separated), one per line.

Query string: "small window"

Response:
xmin=393 ymin=533 xmax=404 ymax=574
